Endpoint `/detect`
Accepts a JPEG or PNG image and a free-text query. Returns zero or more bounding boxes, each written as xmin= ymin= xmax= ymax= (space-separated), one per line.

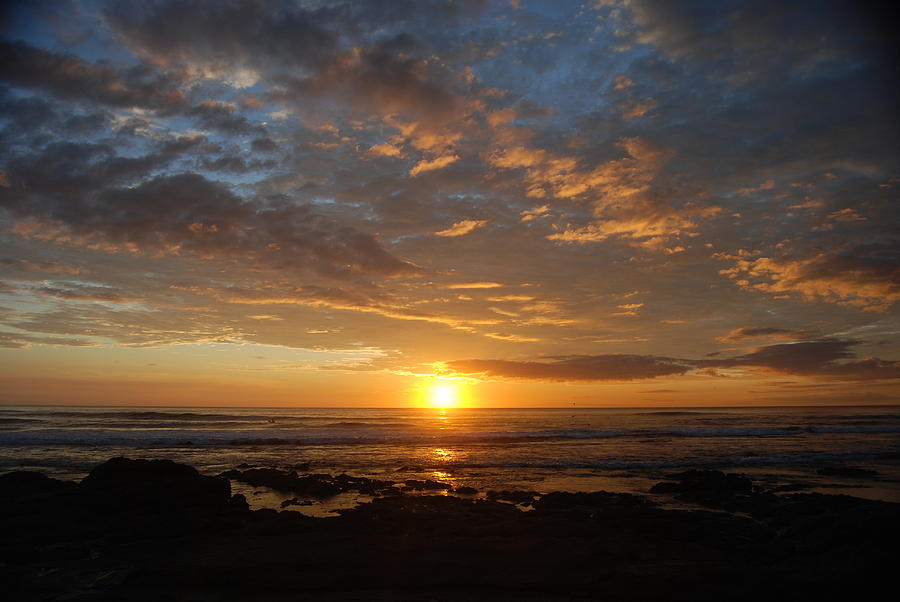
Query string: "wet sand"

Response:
xmin=2 ymin=457 xmax=898 ymax=601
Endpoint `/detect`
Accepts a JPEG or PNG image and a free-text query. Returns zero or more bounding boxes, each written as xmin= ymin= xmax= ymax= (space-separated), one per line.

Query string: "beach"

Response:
xmin=2 ymin=455 xmax=898 ymax=601
xmin=3 ymin=406 xmax=899 ymax=599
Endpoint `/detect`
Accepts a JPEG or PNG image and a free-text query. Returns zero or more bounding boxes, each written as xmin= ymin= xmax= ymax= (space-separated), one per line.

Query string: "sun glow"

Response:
xmin=428 ymin=384 xmax=459 ymax=408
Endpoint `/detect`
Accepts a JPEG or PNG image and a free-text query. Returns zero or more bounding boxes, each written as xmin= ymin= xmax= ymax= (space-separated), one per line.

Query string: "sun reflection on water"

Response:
xmin=431 ymin=469 xmax=457 ymax=490
xmin=432 ymin=447 xmax=453 ymax=461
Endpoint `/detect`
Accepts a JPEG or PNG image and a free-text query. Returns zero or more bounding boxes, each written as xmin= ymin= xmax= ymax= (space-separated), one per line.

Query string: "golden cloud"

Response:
xmin=434 ymin=219 xmax=488 ymax=237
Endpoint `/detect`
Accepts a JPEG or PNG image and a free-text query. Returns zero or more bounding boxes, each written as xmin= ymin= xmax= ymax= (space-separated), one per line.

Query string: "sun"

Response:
xmin=427 ymin=384 xmax=459 ymax=408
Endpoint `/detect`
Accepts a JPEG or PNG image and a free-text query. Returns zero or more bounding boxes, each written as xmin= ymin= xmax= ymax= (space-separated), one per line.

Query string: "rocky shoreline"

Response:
xmin=2 ymin=457 xmax=897 ymax=601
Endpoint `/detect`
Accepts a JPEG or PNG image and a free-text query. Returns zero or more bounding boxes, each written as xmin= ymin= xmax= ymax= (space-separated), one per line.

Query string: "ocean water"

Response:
xmin=2 ymin=405 xmax=899 ymax=509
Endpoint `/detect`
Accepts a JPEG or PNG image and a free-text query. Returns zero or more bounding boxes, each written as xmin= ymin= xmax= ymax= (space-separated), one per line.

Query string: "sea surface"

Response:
xmin=2 ymin=405 xmax=899 ymax=511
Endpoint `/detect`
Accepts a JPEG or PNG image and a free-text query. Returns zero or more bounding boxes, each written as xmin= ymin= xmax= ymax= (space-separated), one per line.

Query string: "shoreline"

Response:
xmin=2 ymin=457 xmax=898 ymax=600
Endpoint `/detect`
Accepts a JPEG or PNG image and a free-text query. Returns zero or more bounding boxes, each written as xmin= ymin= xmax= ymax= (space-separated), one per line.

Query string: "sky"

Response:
xmin=0 ymin=0 xmax=898 ymax=407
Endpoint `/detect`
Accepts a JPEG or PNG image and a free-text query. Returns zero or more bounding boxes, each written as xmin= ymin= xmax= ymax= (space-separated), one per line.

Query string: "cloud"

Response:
xmin=720 ymin=242 xmax=900 ymax=311
xmin=186 ymin=282 xmax=505 ymax=333
xmin=0 ymin=40 xmax=187 ymax=111
xmin=520 ymin=205 xmax=550 ymax=222
xmin=717 ymin=327 xmax=815 ymax=342
xmin=1 ymin=0 xmax=898 ymax=381
xmin=445 ymin=339 xmax=900 ymax=382
xmin=106 ymin=2 xmax=470 ymax=125
xmin=445 ymin=282 xmax=503 ymax=289
xmin=625 ymin=0 xmax=894 ymax=82
xmin=104 ymin=0 xmax=339 ymax=84
xmin=36 ymin=283 xmax=129 ymax=303
xmin=186 ymin=100 xmax=262 ymax=135
xmin=367 ymin=143 xmax=403 ymax=158
xmin=490 ymin=137 xmax=718 ymax=247
xmin=702 ymin=339 xmax=900 ymax=380
xmin=409 ymin=153 xmax=460 ymax=177
xmin=3 ymin=172 xmax=418 ymax=279
xmin=444 ymin=354 xmax=693 ymax=382
xmin=0 ymin=258 xmax=83 ymax=275
xmin=434 ymin=219 xmax=487 ymax=237
xmin=0 ymin=331 xmax=96 ymax=349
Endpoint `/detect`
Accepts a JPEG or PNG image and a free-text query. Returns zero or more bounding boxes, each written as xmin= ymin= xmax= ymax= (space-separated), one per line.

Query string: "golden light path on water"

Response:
xmin=430 ymin=449 xmax=458 ymax=489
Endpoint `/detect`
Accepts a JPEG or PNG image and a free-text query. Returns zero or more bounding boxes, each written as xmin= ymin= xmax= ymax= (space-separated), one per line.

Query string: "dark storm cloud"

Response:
xmin=250 ymin=137 xmax=278 ymax=153
xmin=2 ymin=170 xmax=418 ymax=278
xmin=186 ymin=100 xmax=264 ymax=135
xmin=282 ymin=33 xmax=459 ymax=124
xmin=105 ymin=1 xmax=468 ymax=124
xmin=104 ymin=0 xmax=340 ymax=76
xmin=627 ymin=0 xmax=896 ymax=78
xmin=0 ymin=40 xmax=188 ymax=111
xmin=0 ymin=137 xmax=202 ymax=206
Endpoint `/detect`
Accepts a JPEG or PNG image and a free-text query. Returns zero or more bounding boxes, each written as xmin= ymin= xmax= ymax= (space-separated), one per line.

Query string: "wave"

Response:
xmin=2 ymin=424 xmax=899 ymax=447
xmin=0 ymin=410 xmax=421 ymax=427
xmin=641 ymin=411 xmax=711 ymax=416
xmin=422 ymin=452 xmax=884 ymax=471
xmin=31 ymin=410 xmax=260 ymax=421
xmin=318 ymin=422 xmax=411 ymax=429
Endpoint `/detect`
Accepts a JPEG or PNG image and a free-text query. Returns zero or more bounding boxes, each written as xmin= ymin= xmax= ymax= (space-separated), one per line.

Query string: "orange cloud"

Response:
xmin=367 ymin=143 xmax=403 ymax=157
xmin=716 ymin=327 xmax=814 ymax=342
xmin=719 ymin=244 xmax=900 ymax=311
xmin=434 ymin=219 xmax=488 ymax=237
xmin=491 ymin=137 xmax=716 ymax=248
xmin=445 ymin=282 xmax=503 ymax=289
xmin=409 ymin=153 xmax=459 ymax=176
xmin=520 ymin=205 xmax=551 ymax=222
xmin=621 ymin=99 xmax=655 ymax=119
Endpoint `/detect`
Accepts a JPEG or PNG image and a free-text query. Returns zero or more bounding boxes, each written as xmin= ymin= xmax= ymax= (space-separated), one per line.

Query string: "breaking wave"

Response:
xmin=1 ymin=424 xmax=898 ymax=447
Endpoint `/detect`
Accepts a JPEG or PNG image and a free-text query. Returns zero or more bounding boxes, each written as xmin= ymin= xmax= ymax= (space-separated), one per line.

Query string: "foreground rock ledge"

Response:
xmin=1 ymin=458 xmax=897 ymax=601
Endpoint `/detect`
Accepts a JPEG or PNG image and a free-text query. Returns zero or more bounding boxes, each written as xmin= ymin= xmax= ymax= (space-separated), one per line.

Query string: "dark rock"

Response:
xmin=649 ymin=481 xmax=681 ymax=494
xmin=280 ymin=498 xmax=314 ymax=508
xmin=534 ymin=491 xmax=652 ymax=512
xmin=82 ymin=457 xmax=200 ymax=488
xmin=81 ymin=457 xmax=231 ymax=511
xmin=221 ymin=468 xmax=394 ymax=498
xmin=650 ymin=471 xmax=754 ymax=511
xmin=671 ymin=470 xmax=753 ymax=493
xmin=0 ymin=471 xmax=77 ymax=497
xmin=403 ymin=479 xmax=452 ymax=491
xmin=221 ymin=468 xmax=341 ymax=497
xmin=486 ymin=489 xmax=539 ymax=504
xmin=453 ymin=486 xmax=478 ymax=495
xmin=229 ymin=494 xmax=250 ymax=511
xmin=333 ymin=473 xmax=393 ymax=494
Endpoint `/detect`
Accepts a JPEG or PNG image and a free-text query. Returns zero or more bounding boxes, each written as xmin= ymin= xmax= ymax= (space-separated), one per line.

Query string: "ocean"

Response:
xmin=2 ymin=405 xmax=899 ymax=511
